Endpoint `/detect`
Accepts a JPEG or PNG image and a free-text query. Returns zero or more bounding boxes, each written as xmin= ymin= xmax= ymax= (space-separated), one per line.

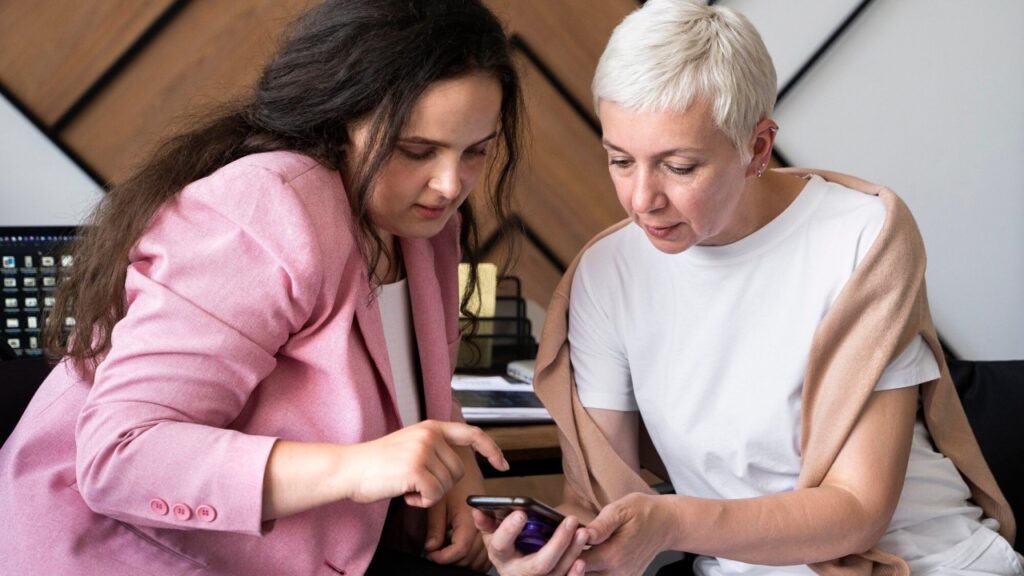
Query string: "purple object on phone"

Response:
xmin=515 ymin=515 xmax=558 ymax=553
xmin=466 ymin=495 xmax=570 ymax=554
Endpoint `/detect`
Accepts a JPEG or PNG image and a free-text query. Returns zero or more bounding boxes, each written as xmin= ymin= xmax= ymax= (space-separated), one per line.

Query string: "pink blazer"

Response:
xmin=0 ymin=151 xmax=464 ymax=575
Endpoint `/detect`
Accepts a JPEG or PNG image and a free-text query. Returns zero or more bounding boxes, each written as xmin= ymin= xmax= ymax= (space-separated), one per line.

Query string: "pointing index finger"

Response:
xmin=437 ymin=422 xmax=510 ymax=471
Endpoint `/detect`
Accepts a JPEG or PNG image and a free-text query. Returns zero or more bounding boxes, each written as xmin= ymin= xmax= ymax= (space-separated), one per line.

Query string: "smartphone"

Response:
xmin=466 ymin=495 xmax=571 ymax=554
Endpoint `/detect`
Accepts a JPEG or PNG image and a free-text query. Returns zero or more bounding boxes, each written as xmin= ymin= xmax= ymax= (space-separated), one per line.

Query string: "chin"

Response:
xmin=402 ymin=220 xmax=451 ymax=240
xmin=645 ymin=234 xmax=692 ymax=255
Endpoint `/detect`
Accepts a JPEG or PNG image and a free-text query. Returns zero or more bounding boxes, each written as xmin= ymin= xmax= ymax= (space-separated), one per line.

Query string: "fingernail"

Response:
xmin=575 ymin=530 xmax=587 ymax=546
xmin=425 ymin=537 xmax=439 ymax=549
xmin=501 ymin=457 xmax=510 ymax=471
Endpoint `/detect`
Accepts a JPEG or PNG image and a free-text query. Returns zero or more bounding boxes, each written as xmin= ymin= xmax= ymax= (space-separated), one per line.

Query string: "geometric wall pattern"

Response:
xmin=0 ymin=0 xmax=640 ymax=309
xmin=3 ymin=0 xmax=1020 ymax=358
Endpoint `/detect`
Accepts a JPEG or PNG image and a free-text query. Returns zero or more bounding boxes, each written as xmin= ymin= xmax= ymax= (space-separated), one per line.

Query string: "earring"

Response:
xmin=757 ymin=163 xmax=767 ymax=178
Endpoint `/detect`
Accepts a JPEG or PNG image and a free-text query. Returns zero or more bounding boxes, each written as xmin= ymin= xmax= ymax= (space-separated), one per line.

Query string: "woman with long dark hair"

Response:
xmin=0 ymin=1 xmax=522 ymax=574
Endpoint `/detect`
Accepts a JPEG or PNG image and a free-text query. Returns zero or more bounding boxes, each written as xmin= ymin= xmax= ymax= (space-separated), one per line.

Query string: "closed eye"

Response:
xmin=609 ymin=157 xmax=634 ymax=169
xmin=665 ymin=164 xmax=695 ymax=175
xmin=398 ymin=146 xmax=435 ymax=161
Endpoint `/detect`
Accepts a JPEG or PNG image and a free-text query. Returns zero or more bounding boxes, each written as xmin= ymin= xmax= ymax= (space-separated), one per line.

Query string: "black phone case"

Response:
xmin=466 ymin=495 xmax=566 ymax=525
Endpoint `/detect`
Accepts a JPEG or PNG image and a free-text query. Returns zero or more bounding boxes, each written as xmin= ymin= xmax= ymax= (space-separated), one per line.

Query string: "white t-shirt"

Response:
xmin=569 ymin=176 xmax=998 ymax=575
xmin=379 ymin=278 xmax=423 ymax=427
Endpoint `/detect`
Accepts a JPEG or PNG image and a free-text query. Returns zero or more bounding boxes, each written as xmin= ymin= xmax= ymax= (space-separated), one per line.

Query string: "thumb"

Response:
xmin=585 ymin=506 xmax=623 ymax=545
xmin=425 ymin=500 xmax=448 ymax=552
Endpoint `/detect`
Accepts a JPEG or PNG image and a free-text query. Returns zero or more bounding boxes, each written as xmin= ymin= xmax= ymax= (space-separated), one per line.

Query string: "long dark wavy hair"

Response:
xmin=46 ymin=0 xmax=523 ymax=372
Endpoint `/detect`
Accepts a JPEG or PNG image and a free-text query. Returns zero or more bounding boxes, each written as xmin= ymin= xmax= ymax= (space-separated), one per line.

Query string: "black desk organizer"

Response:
xmin=456 ymin=275 xmax=537 ymax=373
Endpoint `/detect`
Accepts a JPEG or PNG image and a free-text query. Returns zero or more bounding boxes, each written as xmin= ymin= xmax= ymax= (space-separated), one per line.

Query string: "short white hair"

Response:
xmin=593 ymin=0 xmax=777 ymax=160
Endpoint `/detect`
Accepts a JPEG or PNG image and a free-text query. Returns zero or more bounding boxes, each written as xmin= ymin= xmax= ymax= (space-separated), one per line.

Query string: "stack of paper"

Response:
xmin=451 ymin=374 xmax=551 ymax=423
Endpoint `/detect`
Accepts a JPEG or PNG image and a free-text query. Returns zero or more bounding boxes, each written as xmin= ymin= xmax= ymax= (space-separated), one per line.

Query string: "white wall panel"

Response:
xmin=717 ymin=0 xmax=862 ymax=90
xmin=0 ymin=94 xmax=101 ymax=226
xmin=773 ymin=0 xmax=1024 ymax=359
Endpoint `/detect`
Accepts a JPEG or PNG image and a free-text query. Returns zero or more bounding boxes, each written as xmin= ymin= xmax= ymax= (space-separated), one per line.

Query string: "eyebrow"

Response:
xmin=399 ymin=131 xmax=499 ymax=149
xmin=601 ymin=138 xmax=705 ymax=156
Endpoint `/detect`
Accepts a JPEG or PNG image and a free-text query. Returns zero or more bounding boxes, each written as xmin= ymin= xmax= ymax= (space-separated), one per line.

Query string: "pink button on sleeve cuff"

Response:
xmin=149 ymin=498 xmax=169 ymax=516
xmin=196 ymin=504 xmax=217 ymax=522
xmin=172 ymin=503 xmax=193 ymax=521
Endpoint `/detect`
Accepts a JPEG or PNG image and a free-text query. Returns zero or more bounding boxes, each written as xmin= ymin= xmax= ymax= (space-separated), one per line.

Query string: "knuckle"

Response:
xmin=528 ymin=557 xmax=554 ymax=573
xmin=409 ymin=453 xmax=428 ymax=472
xmin=422 ymin=491 xmax=440 ymax=508
xmin=451 ymin=540 xmax=471 ymax=556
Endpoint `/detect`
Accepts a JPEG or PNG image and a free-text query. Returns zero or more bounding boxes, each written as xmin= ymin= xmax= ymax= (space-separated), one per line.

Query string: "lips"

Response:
xmin=641 ymin=222 xmax=682 ymax=239
xmin=413 ymin=203 xmax=449 ymax=220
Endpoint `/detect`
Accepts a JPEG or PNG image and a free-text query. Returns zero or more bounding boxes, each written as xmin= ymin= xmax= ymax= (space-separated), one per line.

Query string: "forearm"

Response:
xmin=663 ymin=485 xmax=883 ymax=566
xmin=263 ymin=419 xmax=509 ymax=521
xmin=261 ymin=440 xmax=352 ymax=520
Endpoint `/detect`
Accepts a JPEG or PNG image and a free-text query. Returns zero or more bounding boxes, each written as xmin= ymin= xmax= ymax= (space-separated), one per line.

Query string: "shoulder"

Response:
xmin=571 ymin=222 xmax=645 ymax=308
xmin=144 ymin=152 xmax=352 ymax=295
xmin=196 ymin=151 xmax=342 ymax=213
xmin=798 ymin=173 xmax=925 ymax=271
xmin=808 ymin=176 xmax=887 ymax=228
xmin=229 ymin=150 xmax=322 ymax=181
xmin=799 ymin=177 xmax=887 ymax=262
xmin=181 ymin=151 xmax=328 ymax=209
xmin=778 ymin=168 xmax=918 ymax=246
xmin=578 ymin=222 xmax=642 ymax=275
xmin=179 ymin=150 xmax=355 ymax=253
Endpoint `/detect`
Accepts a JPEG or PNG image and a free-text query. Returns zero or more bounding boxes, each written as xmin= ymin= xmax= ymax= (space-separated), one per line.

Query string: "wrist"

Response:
xmin=656 ymin=494 xmax=690 ymax=551
xmin=327 ymin=442 xmax=359 ymax=501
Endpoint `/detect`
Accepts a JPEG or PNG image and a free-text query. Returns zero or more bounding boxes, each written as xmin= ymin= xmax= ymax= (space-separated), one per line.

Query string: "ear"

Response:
xmin=745 ymin=119 xmax=779 ymax=178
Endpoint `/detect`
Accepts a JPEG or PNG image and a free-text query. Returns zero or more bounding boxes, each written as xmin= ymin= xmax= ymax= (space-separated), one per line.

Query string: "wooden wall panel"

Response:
xmin=514 ymin=55 xmax=625 ymax=266
xmin=485 ymin=233 xmax=564 ymax=309
xmin=3 ymin=0 xmax=634 ymax=307
xmin=0 ymin=0 xmax=174 ymax=125
xmin=466 ymin=170 xmax=504 ymax=243
xmin=486 ymin=0 xmax=637 ymax=118
xmin=60 ymin=0 xmax=314 ymax=184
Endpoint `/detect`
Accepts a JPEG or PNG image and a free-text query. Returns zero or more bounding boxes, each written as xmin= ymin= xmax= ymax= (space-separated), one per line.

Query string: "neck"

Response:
xmin=705 ymin=171 xmax=805 ymax=246
xmin=371 ymin=230 xmax=404 ymax=284
xmin=749 ymin=170 xmax=805 ymax=229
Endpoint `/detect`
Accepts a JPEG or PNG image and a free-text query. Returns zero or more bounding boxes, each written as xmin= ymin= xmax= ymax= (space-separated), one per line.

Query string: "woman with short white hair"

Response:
xmin=473 ymin=1 xmax=1019 ymax=575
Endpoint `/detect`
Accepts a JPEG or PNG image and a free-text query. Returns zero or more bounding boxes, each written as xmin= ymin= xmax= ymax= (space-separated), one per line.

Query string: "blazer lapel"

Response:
xmin=352 ymin=272 xmax=402 ymax=430
xmin=401 ymin=236 xmax=453 ymax=422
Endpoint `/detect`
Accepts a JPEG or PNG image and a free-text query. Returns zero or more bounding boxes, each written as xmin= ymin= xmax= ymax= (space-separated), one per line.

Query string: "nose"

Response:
xmin=631 ymin=169 xmax=665 ymax=214
xmin=428 ymin=159 xmax=462 ymax=201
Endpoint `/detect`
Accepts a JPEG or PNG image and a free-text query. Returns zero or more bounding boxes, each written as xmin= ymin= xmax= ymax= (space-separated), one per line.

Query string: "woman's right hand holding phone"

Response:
xmin=472 ymin=509 xmax=589 ymax=575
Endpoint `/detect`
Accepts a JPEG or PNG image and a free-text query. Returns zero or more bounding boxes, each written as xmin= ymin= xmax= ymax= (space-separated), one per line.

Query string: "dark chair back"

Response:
xmin=948 ymin=358 xmax=1024 ymax=551
xmin=0 ymin=357 xmax=53 ymax=447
